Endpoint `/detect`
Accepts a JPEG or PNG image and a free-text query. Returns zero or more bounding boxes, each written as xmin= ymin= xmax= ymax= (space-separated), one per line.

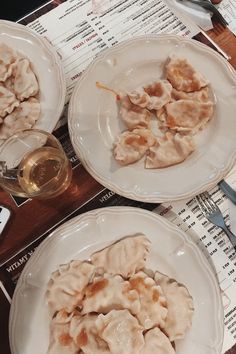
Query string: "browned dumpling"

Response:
xmin=82 ymin=273 xmax=141 ymax=315
xmin=145 ymin=132 xmax=195 ymax=169
xmin=69 ymin=314 xmax=110 ymax=354
xmin=166 ymin=56 xmax=208 ymax=92
xmin=119 ymin=95 xmax=151 ymax=129
xmin=163 ymin=99 xmax=214 ymax=133
xmin=47 ymin=310 xmax=79 ymax=354
xmin=171 ymin=86 xmax=210 ymax=103
xmin=129 ymin=271 xmax=168 ymax=329
xmin=113 ymin=128 xmax=156 ymax=166
xmin=128 ymin=80 xmax=172 ymax=110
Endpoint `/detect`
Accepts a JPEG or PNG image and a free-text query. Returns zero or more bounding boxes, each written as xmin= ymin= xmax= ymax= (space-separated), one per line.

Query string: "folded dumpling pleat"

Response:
xmin=0 ymin=98 xmax=40 ymax=141
xmin=129 ymin=80 xmax=172 ymax=110
xmin=0 ymin=43 xmax=17 ymax=82
xmin=0 ymin=84 xmax=19 ymax=117
xmin=113 ymin=128 xmax=156 ymax=166
xmin=145 ymin=132 xmax=195 ymax=169
xmin=143 ymin=327 xmax=175 ymax=354
xmin=46 ymin=260 xmax=95 ymax=314
xmin=154 ymin=271 xmax=194 ymax=341
xmin=90 ymin=234 xmax=150 ymax=278
xmin=82 ymin=273 xmax=140 ymax=315
xmin=47 ymin=310 xmax=79 ymax=354
xmin=166 ymin=56 xmax=208 ymax=92
xmin=96 ymin=309 xmax=144 ymax=354
xmin=164 ymin=99 xmax=214 ymax=133
xmin=12 ymin=58 xmax=39 ymax=100
xmin=69 ymin=314 xmax=110 ymax=354
xmin=119 ymin=95 xmax=151 ymax=129
xmin=129 ymin=271 xmax=167 ymax=329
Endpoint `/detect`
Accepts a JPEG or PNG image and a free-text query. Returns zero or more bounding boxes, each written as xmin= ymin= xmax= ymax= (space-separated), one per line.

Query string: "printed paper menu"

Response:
xmin=154 ymin=183 xmax=236 ymax=353
xmin=23 ymin=0 xmax=199 ymax=101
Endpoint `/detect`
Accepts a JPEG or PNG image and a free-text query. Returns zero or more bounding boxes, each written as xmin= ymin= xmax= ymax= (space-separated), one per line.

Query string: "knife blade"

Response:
xmin=218 ymin=180 xmax=236 ymax=205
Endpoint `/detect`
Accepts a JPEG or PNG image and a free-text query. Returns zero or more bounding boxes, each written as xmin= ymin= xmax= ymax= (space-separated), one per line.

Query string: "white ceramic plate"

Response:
xmin=68 ymin=34 xmax=236 ymax=203
xmin=0 ymin=20 xmax=66 ymax=134
xmin=9 ymin=206 xmax=223 ymax=354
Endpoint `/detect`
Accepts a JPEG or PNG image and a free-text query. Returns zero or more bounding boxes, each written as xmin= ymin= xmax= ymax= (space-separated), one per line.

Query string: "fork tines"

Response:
xmin=195 ymin=192 xmax=218 ymax=215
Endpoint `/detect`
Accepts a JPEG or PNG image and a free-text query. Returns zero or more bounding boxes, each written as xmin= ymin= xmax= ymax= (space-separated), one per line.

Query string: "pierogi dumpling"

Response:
xmin=47 ymin=310 xmax=78 ymax=354
xmin=82 ymin=273 xmax=140 ymax=315
xmin=90 ymin=234 xmax=150 ymax=278
xmin=0 ymin=43 xmax=17 ymax=82
xmin=171 ymin=86 xmax=210 ymax=102
xmin=96 ymin=309 xmax=144 ymax=354
xmin=113 ymin=128 xmax=156 ymax=166
xmin=164 ymin=99 xmax=214 ymax=133
xmin=129 ymin=271 xmax=168 ymax=329
xmin=155 ymin=271 xmax=194 ymax=341
xmin=11 ymin=58 xmax=39 ymax=101
xmin=119 ymin=95 xmax=151 ymax=129
xmin=0 ymin=84 xmax=19 ymax=117
xmin=46 ymin=260 xmax=95 ymax=314
xmin=69 ymin=314 xmax=110 ymax=354
xmin=143 ymin=327 xmax=175 ymax=354
xmin=166 ymin=56 xmax=208 ymax=92
xmin=0 ymin=97 xmax=40 ymax=140
xmin=145 ymin=132 xmax=195 ymax=169
xmin=128 ymin=80 xmax=172 ymax=110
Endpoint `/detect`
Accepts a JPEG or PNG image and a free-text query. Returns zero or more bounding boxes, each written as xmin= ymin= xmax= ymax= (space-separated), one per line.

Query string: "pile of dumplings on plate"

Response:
xmin=113 ymin=56 xmax=214 ymax=168
xmin=0 ymin=43 xmax=40 ymax=145
xmin=46 ymin=234 xmax=194 ymax=354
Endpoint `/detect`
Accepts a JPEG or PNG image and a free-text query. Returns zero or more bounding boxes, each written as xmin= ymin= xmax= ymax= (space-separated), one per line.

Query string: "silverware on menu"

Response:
xmin=195 ymin=191 xmax=236 ymax=248
xmin=218 ymin=179 xmax=236 ymax=205
xmin=179 ymin=0 xmax=228 ymax=26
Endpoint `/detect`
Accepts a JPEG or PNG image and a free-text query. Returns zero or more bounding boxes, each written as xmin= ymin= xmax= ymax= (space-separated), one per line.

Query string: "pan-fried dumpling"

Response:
xmin=145 ymin=132 xmax=195 ymax=169
xmin=90 ymin=234 xmax=150 ymax=278
xmin=0 ymin=98 xmax=40 ymax=141
xmin=69 ymin=314 xmax=110 ymax=354
xmin=0 ymin=43 xmax=17 ymax=82
xmin=155 ymin=271 xmax=194 ymax=341
xmin=166 ymin=56 xmax=208 ymax=92
xmin=82 ymin=273 xmax=140 ymax=315
xmin=163 ymin=99 xmax=214 ymax=133
xmin=12 ymin=58 xmax=39 ymax=100
xmin=113 ymin=128 xmax=156 ymax=166
xmin=129 ymin=271 xmax=167 ymax=329
xmin=143 ymin=328 xmax=175 ymax=354
xmin=119 ymin=95 xmax=151 ymax=129
xmin=47 ymin=310 xmax=79 ymax=354
xmin=46 ymin=260 xmax=95 ymax=314
xmin=171 ymin=86 xmax=210 ymax=102
xmin=129 ymin=80 xmax=172 ymax=110
xmin=96 ymin=309 xmax=144 ymax=354
xmin=0 ymin=84 xmax=19 ymax=117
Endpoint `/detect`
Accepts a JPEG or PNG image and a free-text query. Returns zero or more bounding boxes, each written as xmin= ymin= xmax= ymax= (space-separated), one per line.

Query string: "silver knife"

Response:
xmin=218 ymin=180 xmax=236 ymax=205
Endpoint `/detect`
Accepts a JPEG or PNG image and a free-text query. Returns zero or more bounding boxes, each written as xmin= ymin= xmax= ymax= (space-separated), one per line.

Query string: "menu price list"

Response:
xmin=154 ymin=186 xmax=236 ymax=353
xmin=19 ymin=0 xmax=198 ymax=101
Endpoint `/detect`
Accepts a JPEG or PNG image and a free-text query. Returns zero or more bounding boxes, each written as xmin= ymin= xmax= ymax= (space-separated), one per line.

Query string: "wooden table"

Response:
xmin=0 ymin=14 xmax=236 ymax=354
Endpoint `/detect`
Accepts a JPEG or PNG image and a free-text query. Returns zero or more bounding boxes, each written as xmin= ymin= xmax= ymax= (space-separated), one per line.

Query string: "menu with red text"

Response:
xmin=21 ymin=0 xmax=199 ymax=103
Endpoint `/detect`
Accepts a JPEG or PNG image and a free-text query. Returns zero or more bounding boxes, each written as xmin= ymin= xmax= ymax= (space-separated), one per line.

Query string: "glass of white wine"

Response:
xmin=0 ymin=129 xmax=72 ymax=199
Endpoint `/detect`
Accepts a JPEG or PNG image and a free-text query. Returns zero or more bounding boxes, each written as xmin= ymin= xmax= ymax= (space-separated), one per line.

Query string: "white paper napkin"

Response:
xmin=172 ymin=0 xmax=214 ymax=31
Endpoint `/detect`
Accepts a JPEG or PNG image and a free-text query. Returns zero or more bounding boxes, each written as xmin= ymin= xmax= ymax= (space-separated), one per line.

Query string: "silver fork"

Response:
xmin=195 ymin=191 xmax=236 ymax=248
